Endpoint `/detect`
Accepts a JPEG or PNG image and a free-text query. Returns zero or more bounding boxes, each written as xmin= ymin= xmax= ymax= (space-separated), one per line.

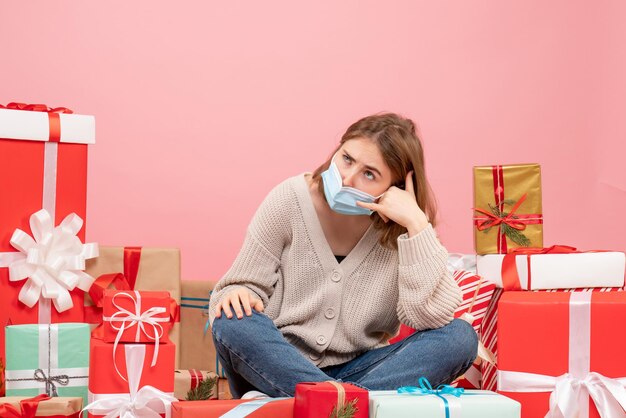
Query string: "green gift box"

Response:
xmin=369 ymin=390 xmax=521 ymax=418
xmin=4 ymin=323 xmax=89 ymax=407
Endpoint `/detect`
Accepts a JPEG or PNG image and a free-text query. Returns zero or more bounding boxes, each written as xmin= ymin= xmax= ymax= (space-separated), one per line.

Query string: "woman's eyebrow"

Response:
xmin=343 ymin=150 xmax=382 ymax=177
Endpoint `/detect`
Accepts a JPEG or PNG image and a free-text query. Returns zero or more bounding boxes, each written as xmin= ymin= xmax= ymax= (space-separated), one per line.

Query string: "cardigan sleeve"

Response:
xmin=208 ymin=181 xmax=293 ymax=325
xmin=395 ymin=224 xmax=462 ymax=331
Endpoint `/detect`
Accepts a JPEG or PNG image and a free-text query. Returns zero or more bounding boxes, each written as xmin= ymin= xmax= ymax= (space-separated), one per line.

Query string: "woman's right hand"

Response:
xmin=214 ymin=287 xmax=265 ymax=319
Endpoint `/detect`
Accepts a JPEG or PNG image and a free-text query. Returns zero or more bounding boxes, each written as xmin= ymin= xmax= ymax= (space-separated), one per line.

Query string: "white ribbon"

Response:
xmin=102 ymin=291 xmax=170 ymax=380
xmin=498 ymin=292 xmax=626 ymax=417
xmin=218 ymin=397 xmax=291 ymax=418
xmin=4 ymin=324 xmax=89 ymax=396
xmin=0 ymin=209 xmax=98 ymax=313
xmin=83 ymin=344 xmax=177 ymax=418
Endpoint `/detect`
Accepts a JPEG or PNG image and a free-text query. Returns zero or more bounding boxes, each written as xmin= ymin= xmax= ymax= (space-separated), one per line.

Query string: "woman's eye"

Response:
xmin=342 ymin=154 xmax=351 ymax=164
xmin=364 ymin=171 xmax=375 ymax=180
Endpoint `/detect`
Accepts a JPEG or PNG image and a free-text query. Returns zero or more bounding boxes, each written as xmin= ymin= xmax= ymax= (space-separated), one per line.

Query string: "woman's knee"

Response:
xmin=211 ymin=310 xmax=267 ymax=346
xmin=445 ymin=318 xmax=479 ymax=365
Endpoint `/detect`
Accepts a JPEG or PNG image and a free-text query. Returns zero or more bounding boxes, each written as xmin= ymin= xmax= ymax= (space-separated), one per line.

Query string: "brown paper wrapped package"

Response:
xmin=0 ymin=396 xmax=83 ymax=416
xmin=85 ymin=247 xmax=182 ymax=366
xmin=174 ymin=369 xmax=219 ymax=400
xmin=179 ymin=280 xmax=225 ymax=376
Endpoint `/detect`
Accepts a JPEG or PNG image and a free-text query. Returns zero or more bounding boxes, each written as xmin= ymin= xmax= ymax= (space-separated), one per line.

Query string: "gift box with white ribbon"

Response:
xmin=497 ymin=291 xmax=626 ymax=418
xmin=102 ymin=290 xmax=173 ymax=344
xmin=0 ymin=103 xmax=96 ymax=390
xmin=4 ymin=324 xmax=90 ymax=407
xmin=86 ymin=340 xmax=175 ymax=418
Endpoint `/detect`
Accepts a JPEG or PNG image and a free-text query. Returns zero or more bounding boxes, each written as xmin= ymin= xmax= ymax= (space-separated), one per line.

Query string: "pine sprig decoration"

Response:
xmin=480 ymin=201 xmax=530 ymax=247
xmin=501 ymin=223 xmax=531 ymax=247
xmin=185 ymin=375 xmax=217 ymax=401
xmin=329 ymin=398 xmax=358 ymax=418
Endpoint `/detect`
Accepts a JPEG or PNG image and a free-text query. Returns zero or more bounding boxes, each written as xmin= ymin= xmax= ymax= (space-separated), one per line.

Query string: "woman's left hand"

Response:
xmin=356 ymin=171 xmax=429 ymax=237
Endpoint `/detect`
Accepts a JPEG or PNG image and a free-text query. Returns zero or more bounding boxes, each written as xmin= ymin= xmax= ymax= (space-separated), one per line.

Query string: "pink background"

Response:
xmin=2 ymin=1 xmax=624 ymax=281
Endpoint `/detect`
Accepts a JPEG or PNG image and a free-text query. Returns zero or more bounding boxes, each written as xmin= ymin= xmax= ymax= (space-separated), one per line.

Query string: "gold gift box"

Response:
xmin=473 ymin=164 xmax=543 ymax=254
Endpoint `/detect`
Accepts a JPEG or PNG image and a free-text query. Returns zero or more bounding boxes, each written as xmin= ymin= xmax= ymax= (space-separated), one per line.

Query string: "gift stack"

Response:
xmin=0 ymin=103 xmax=189 ymax=417
xmin=84 ymin=289 xmax=177 ymax=417
xmin=472 ymin=163 xmax=626 ymax=417
xmin=0 ymin=103 xmax=97 ymax=415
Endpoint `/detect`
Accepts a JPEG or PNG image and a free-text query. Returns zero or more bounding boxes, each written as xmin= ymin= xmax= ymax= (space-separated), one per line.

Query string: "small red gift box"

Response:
xmin=86 ymin=338 xmax=175 ymax=417
xmin=171 ymin=398 xmax=294 ymax=417
xmin=102 ymin=290 xmax=172 ymax=344
xmin=497 ymin=291 xmax=626 ymax=418
xmin=294 ymin=382 xmax=368 ymax=418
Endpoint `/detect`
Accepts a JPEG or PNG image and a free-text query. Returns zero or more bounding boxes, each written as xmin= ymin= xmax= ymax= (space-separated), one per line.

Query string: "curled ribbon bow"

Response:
xmin=103 ymin=291 xmax=170 ymax=380
xmin=398 ymin=377 xmax=466 ymax=418
xmin=0 ymin=209 xmax=99 ymax=312
xmin=32 ymin=368 xmax=69 ymax=397
xmin=473 ymin=193 xmax=529 ymax=232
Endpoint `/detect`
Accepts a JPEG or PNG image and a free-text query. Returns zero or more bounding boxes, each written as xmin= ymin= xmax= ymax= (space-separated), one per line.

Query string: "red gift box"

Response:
xmin=0 ymin=103 xmax=96 ymax=389
xmin=86 ymin=338 xmax=176 ymax=417
xmin=497 ymin=291 xmax=626 ymax=418
xmin=294 ymin=382 xmax=368 ymax=418
xmin=102 ymin=290 xmax=172 ymax=344
xmin=171 ymin=398 xmax=294 ymax=417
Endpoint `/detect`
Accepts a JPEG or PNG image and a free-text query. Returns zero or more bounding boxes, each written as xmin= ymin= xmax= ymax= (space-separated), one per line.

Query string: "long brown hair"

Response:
xmin=312 ymin=113 xmax=438 ymax=249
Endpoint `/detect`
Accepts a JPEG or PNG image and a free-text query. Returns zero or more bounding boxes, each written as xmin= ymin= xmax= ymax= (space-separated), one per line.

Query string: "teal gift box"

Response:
xmin=4 ymin=323 xmax=89 ymax=407
xmin=369 ymin=389 xmax=521 ymax=418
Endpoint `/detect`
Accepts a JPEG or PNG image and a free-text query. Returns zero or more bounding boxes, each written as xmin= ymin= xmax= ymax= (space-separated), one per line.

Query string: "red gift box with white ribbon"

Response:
xmin=85 ymin=338 xmax=176 ymax=418
xmin=497 ymin=291 xmax=626 ymax=418
xmin=0 ymin=103 xmax=97 ymax=394
xmin=102 ymin=290 xmax=172 ymax=344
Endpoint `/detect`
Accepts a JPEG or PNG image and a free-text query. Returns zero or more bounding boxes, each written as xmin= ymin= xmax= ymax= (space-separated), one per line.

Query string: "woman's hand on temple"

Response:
xmin=214 ymin=287 xmax=264 ymax=319
xmin=357 ymin=171 xmax=429 ymax=237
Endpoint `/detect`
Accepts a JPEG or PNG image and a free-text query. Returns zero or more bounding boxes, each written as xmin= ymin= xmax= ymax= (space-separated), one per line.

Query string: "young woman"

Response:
xmin=209 ymin=113 xmax=477 ymax=398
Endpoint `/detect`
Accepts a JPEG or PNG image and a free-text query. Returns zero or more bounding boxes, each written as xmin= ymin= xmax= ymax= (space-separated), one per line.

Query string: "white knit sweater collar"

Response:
xmin=292 ymin=173 xmax=380 ymax=278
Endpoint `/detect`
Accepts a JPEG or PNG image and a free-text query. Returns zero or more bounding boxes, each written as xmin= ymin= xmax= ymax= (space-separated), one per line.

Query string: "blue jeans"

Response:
xmin=211 ymin=311 xmax=478 ymax=398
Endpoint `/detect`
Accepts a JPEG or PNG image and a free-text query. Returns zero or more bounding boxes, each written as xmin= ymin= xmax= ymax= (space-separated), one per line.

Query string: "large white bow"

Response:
xmin=499 ymin=370 xmax=626 ymax=418
xmin=0 ymin=209 xmax=98 ymax=312
xmin=498 ymin=292 xmax=626 ymax=418
xmin=83 ymin=344 xmax=176 ymax=418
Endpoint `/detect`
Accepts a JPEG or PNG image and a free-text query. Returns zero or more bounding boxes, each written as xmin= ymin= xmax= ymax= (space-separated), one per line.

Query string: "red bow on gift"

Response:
xmin=0 ymin=394 xmax=80 ymax=418
xmin=0 ymin=102 xmax=73 ymax=114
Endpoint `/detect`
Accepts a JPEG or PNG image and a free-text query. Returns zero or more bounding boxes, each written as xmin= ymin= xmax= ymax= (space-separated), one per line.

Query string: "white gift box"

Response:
xmin=369 ymin=390 xmax=520 ymax=418
xmin=476 ymin=252 xmax=625 ymax=290
xmin=0 ymin=107 xmax=95 ymax=144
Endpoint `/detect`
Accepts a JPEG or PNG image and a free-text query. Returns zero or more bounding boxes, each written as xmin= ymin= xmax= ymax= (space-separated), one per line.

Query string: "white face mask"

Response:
xmin=321 ymin=153 xmax=383 ymax=216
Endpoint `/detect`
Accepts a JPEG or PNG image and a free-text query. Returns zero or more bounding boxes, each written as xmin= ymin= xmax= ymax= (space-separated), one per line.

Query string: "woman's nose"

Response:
xmin=342 ymin=169 xmax=357 ymax=187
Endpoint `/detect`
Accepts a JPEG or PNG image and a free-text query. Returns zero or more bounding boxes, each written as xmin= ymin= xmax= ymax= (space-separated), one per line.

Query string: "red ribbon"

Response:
xmin=0 ymin=102 xmax=73 ymax=143
xmin=501 ymin=245 xmax=606 ymax=290
xmin=0 ymin=394 xmax=80 ymax=418
xmin=473 ymin=165 xmax=543 ymax=253
xmin=189 ymin=369 xmax=204 ymax=390
xmin=85 ymin=247 xmax=180 ymax=326
xmin=123 ymin=247 xmax=142 ymax=289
